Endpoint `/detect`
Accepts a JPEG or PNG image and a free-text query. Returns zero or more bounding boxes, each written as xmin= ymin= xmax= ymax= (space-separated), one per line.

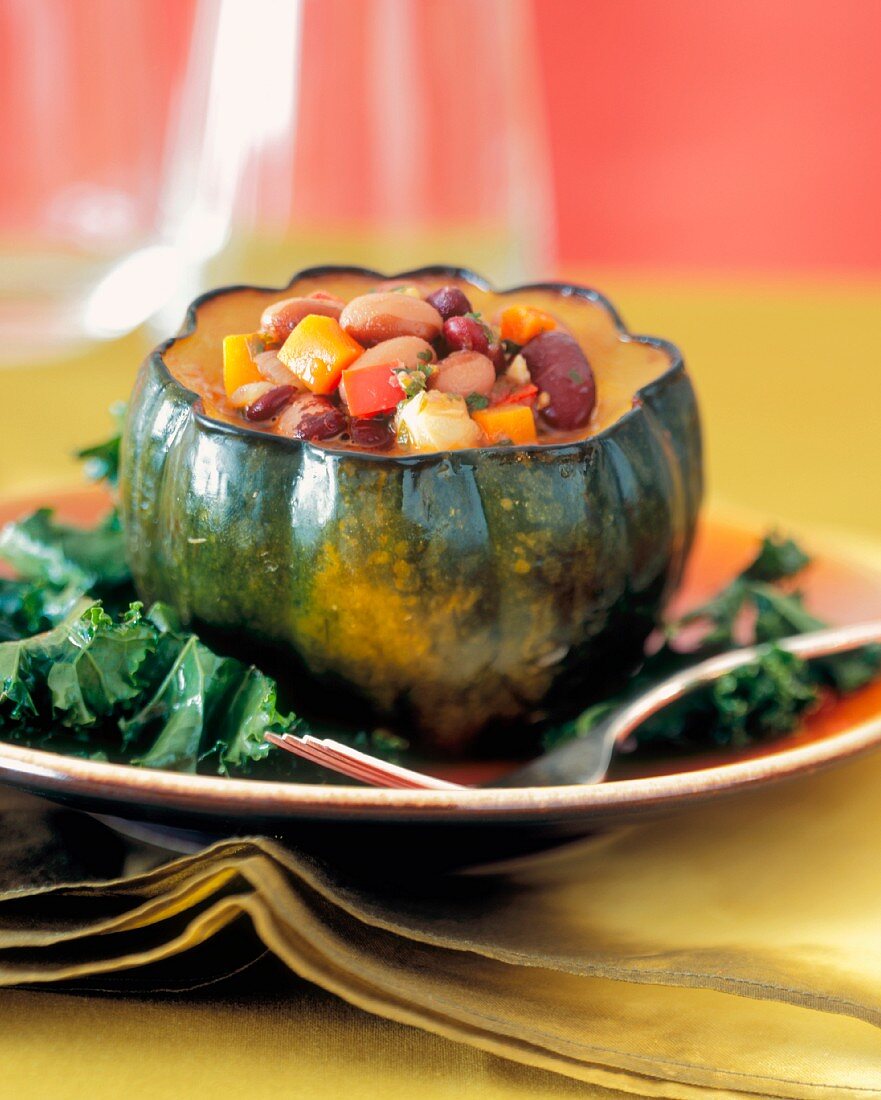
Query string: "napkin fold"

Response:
xmin=2 ymin=749 xmax=881 ymax=1100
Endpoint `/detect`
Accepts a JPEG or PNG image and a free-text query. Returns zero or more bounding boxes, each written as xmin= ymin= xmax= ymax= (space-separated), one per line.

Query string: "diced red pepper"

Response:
xmin=340 ymin=361 xmax=406 ymax=418
xmin=493 ymin=382 xmax=538 ymax=407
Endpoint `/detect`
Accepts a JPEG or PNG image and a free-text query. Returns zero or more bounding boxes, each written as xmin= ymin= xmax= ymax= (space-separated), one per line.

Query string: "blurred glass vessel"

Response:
xmin=0 ymin=0 xmax=194 ymax=364
xmin=160 ymin=0 xmax=555 ymax=325
xmin=0 ymin=0 xmax=554 ymax=362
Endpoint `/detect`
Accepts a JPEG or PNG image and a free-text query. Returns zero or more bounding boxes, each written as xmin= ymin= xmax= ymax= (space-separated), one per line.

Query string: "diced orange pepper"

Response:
xmin=223 ymin=332 xmax=265 ymax=397
xmin=499 ymin=305 xmax=557 ymax=346
xmin=472 ymin=403 xmax=538 ymax=445
xmin=340 ymin=361 xmax=405 ymax=417
xmin=278 ymin=315 xmax=364 ymax=394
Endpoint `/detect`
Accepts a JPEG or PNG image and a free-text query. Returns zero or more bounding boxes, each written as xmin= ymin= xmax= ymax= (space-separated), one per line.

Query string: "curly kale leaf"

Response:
xmin=0 ymin=508 xmax=130 ymax=595
xmin=75 ymin=402 xmax=125 ymax=487
xmin=546 ymin=533 xmax=880 ymax=754
xmin=0 ymin=577 xmax=90 ymax=642
xmin=0 ymin=601 xmax=302 ymax=775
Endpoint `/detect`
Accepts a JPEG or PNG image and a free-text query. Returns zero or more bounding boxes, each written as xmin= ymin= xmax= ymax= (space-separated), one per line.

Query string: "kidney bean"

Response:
xmin=349 ymin=416 xmax=394 ymax=450
xmin=261 ymin=294 xmax=344 ymax=340
xmin=521 ymin=331 xmax=596 ymax=430
xmin=487 ymin=341 xmax=507 ymax=372
xmin=244 ymin=385 xmax=297 ymax=421
xmin=443 ymin=315 xmax=490 ymax=356
xmin=429 ymin=350 xmax=496 ymax=398
xmin=425 ymin=286 xmax=472 ymax=321
xmin=339 ymin=293 xmax=443 ymax=346
xmin=274 ymin=394 xmax=346 ymax=440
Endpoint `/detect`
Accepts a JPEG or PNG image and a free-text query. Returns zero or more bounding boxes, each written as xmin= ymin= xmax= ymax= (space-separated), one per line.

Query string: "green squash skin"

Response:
xmin=120 ymin=271 xmax=703 ymax=754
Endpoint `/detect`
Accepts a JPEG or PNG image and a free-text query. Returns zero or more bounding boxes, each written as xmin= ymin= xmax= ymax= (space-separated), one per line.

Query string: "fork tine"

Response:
xmin=286 ymin=737 xmax=422 ymax=788
xmin=266 ymin=734 xmax=393 ymax=785
xmin=304 ymin=737 xmax=466 ymax=790
xmin=296 ymin=736 xmax=416 ymax=784
xmin=296 ymin=740 xmax=460 ymax=789
xmin=265 ymin=732 xmax=467 ymax=790
xmin=267 ymin=734 xmax=398 ymax=786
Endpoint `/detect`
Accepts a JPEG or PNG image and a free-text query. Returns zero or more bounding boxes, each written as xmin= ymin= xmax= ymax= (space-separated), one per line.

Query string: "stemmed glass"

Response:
xmin=158 ymin=0 xmax=555 ymax=325
xmin=0 ymin=0 xmax=554 ymax=362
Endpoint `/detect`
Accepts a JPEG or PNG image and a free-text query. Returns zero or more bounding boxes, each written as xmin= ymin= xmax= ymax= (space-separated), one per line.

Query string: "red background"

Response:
xmin=3 ymin=0 xmax=879 ymax=276
xmin=537 ymin=0 xmax=881 ymax=274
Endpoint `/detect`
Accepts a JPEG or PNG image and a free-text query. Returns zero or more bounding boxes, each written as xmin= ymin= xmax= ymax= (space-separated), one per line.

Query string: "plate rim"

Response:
xmin=1 ymin=703 xmax=881 ymax=822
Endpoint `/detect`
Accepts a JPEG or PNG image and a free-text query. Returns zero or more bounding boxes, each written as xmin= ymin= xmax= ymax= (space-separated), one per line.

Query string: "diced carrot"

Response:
xmin=278 ymin=315 xmax=364 ymax=394
xmin=223 ymin=332 xmax=265 ymax=397
xmin=340 ymin=361 xmax=405 ymax=418
xmin=472 ymin=403 xmax=538 ymax=445
xmin=499 ymin=306 xmax=557 ymax=346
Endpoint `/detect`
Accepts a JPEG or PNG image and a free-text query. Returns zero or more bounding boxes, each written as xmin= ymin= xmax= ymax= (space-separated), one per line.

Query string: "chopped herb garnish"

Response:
xmin=394 ymin=362 xmax=437 ymax=400
xmin=465 ymin=393 xmax=490 ymax=411
xmin=245 ymin=334 xmax=266 ymax=358
xmin=465 ymin=311 xmax=495 ymax=342
xmin=394 ymin=350 xmax=437 ymax=400
xmin=394 ymin=371 xmax=426 ymax=399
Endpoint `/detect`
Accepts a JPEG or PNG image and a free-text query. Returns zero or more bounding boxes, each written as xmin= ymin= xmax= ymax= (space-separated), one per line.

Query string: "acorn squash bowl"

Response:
xmin=119 ymin=267 xmax=702 ymax=755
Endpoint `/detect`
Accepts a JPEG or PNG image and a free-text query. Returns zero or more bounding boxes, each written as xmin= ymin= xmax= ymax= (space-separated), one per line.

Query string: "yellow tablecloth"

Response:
xmin=6 ymin=752 xmax=881 ymax=1099
xmin=2 ymin=276 xmax=881 ymax=1098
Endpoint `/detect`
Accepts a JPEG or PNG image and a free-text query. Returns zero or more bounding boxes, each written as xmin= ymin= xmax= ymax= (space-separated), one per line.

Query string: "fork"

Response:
xmin=265 ymin=620 xmax=881 ymax=789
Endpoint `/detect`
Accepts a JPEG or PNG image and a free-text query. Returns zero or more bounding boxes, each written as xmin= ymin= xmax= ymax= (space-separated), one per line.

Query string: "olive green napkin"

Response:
xmin=3 ymin=749 xmax=881 ymax=1099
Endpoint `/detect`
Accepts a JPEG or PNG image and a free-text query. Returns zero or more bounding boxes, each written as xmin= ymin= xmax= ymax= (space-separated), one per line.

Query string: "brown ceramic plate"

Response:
xmin=2 ymin=487 xmax=881 ymax=869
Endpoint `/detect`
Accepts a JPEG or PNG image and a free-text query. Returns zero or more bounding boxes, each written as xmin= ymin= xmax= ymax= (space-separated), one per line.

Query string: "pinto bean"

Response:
xmin=339 ymin=293 xmax=443 ymax=346
xmin=260 ymin=294 xmax=344 ymax=340
xmin=350 ymin=336 xmax=436 ymax=373
xmin=521 ymin=331 xmax=596 ymax=430
xmin=274 ymin=394 xmax=346 ymax=441
xmin=429 ymin=350 xmax=496 ymax=398
xmin=425 ymin=286 xmax=472 ymax=321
